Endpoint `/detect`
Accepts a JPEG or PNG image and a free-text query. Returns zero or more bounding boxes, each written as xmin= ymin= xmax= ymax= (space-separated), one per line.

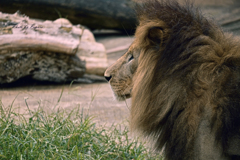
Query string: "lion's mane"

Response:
xmin=130 ymin=1 xmax=240 ymax=159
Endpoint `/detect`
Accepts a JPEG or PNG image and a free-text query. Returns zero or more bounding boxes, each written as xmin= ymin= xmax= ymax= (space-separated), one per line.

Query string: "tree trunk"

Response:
xmin=0 ymin=0 xmax=137 ymax=33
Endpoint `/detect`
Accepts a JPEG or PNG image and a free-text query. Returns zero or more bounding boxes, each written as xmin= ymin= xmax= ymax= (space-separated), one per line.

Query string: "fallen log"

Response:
xmin=0 ymin=34 xmax=79 ymax=55
xmin=0 ymin=12 xmax=107 ymax=84
xmin=0 ymin=0 xmax=137 ymax=33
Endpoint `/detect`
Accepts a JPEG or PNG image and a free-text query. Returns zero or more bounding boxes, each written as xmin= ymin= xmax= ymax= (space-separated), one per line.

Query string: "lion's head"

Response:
xmin=105 ymin=0 xmax=240 ymax=160
xmin=104 ymin=43 xmax=139 ymax=101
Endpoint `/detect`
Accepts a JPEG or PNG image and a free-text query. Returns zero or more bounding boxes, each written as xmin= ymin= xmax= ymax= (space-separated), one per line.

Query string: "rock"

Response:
xmin=0 ymin=51 xmax=86 ymax=83
xmin=0 ymin=0 xmax=137 ymax=33
xmin=0 ymin=12 xmax=107 ymax=84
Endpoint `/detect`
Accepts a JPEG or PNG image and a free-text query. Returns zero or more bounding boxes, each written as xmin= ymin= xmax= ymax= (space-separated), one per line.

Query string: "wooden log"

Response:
xmin=0 ymin=12 xmax=107 ymax=84
xmin=0 ymin=34 xmax=79 ymax=55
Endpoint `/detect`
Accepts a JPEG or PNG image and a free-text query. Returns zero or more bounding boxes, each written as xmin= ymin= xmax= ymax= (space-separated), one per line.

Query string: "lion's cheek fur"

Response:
xmin=131 ymin=49 xmax=161 ymax=131
xmin=108 ymin=57 xmax=138 ymax=100
xmin=110 ymin=73 xmax=132 ymax=100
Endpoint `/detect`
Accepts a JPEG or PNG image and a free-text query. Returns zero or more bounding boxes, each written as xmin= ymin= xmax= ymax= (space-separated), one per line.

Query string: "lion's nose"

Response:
xmin=104 ymin=76 xmax=112 ymax=82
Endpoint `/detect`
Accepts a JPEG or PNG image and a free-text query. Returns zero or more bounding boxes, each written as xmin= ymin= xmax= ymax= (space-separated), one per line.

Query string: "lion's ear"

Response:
xmin=147 ymin=27 xmax=164 ymax=48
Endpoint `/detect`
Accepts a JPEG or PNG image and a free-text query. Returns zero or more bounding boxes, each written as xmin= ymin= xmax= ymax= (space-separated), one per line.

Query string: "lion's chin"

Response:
xmin=109 ymin=86 xmax=132 ymax=101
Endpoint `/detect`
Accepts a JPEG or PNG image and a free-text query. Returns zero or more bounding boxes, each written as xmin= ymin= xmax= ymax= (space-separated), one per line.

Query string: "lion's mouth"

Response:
xmin=115 ymin=93 xmax=131 ymax=101
xmin=110 ymin=84 xmax=132 ymax=101
xmin=124 ymin=94 xmax=131 ymax=99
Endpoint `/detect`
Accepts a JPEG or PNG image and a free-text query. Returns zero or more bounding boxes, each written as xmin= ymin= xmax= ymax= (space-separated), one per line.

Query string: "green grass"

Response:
xmin=0 ymin=98 xmax=163 ymax=160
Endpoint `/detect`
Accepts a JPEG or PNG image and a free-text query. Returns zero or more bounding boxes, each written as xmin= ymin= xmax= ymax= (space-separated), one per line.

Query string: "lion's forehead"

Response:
xmin=127 ymin=42 xmax=141 ymax=58
xmin=128 ymin=41 xmax=138 ymax=52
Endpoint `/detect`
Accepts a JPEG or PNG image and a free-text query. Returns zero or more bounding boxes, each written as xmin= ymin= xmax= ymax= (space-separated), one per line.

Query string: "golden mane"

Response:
xmin=130 ymin=0 xmax=240 ymax=159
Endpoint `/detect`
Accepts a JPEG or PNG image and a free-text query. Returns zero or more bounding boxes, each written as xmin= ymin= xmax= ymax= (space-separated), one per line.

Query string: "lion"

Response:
xmin=104 ymin=0 xmax=240 ymax=159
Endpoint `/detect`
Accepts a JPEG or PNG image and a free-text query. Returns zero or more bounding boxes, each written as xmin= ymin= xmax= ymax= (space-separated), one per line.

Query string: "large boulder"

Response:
xmin=0 ymin=12 xmax=107 ymax=84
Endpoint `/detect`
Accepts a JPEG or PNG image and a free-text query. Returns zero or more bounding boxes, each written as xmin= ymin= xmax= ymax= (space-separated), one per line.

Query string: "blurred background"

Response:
xmin=0 ymin=0 xmax=240 ymax=131
xmin=1 ymin=0 xmax=240 ymax=34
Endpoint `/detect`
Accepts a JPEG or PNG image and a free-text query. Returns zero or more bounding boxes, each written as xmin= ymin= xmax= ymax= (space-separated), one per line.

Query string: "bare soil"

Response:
xmin=0 ymin=82 xmax=131 ymax=127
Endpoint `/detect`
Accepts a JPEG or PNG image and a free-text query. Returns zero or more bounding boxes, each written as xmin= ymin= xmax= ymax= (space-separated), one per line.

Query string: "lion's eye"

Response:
xmin=128 ymin=55 xmax=134 ymax=62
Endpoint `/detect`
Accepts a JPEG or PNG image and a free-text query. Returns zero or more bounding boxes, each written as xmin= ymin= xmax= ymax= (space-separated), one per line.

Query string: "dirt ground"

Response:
xmin=0 ymin=82 xmax=132 ymax=127
xmin=0 ymin=32 xmax=133 ymax=128
xmin=1 ymin=0 xmax=240 ymax=128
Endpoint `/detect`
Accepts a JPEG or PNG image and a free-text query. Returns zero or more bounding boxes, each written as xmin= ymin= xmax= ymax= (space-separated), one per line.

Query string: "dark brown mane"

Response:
xmin=135 ymin=0 xmax=217 ymax=71
xmin=131 ymin=0 xmax=240 ymax=160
